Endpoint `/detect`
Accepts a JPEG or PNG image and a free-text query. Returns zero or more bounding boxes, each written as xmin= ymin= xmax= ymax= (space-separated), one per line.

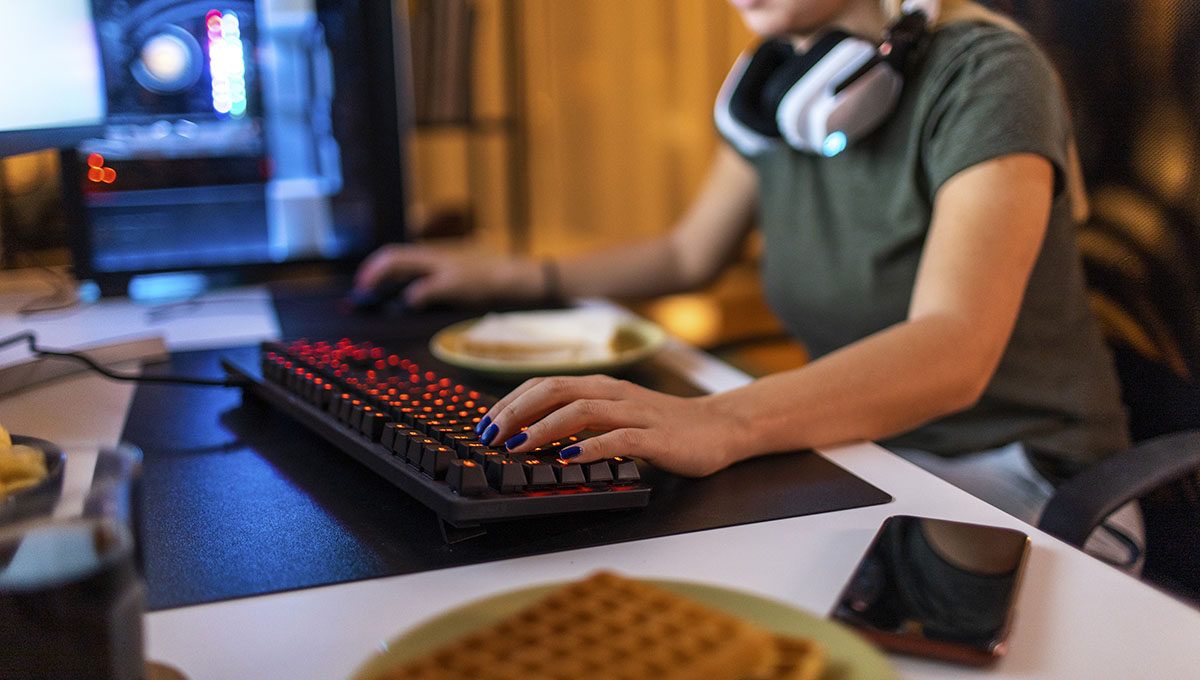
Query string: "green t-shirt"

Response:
xmin=737 ymin=22 xmax=1128 ymax=480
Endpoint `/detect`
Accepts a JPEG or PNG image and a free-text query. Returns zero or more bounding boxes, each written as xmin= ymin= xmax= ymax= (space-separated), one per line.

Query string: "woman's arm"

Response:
xmin=487 ymin=153 xmax=1054 ymax=476
xmin=354 ymin=145 xmax=759 ymax=307
xmin=551 ymin=144 xmax=760 ymax=298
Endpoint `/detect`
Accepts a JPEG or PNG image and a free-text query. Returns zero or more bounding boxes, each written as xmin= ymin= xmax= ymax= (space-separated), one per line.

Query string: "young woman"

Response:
xmin=356 ymin=0 xmax=1139 ymax=564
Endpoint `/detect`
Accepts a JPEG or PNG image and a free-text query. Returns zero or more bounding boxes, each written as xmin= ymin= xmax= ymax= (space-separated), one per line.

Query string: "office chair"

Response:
xmin=1010 ymin=0 xmax=1200 ymax=606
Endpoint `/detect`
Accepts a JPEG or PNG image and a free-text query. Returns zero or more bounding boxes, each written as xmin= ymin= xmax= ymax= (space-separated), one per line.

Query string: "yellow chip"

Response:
xmin=10 ymin=445 xmax=46 ymax=469
xmin=0 ymin=428 xmax=49 ymax=498
xmin=0 ymin=445 xmax=47 ymax=484
xmin=1 ymin=477 xmax=41 ymax=495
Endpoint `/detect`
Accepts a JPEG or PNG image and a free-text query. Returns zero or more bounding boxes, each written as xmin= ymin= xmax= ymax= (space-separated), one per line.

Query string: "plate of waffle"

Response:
xmin=430 ymin=308 xmax=667 ymax=380
xmin=353 ymin=571 xmax=896 ymax=680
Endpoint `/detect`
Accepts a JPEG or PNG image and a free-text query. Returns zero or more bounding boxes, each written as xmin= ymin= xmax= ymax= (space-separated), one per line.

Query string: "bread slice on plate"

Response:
xmin=457 ymin=309 xmax=623 ymax=364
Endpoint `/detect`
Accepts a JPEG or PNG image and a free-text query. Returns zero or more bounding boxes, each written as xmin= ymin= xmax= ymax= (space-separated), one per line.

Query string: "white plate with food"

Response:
xmin=430 ymin=308 xmax=667 ymax=379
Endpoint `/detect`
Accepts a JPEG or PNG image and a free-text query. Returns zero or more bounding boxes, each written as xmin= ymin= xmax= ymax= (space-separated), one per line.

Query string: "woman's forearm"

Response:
xmin=709 ymin=313 xmax=993 ymax=461
xmin=548 ymin=233 xmax=695 ymax=299
xmin=551 ymin=145 xmax=759 ymax=299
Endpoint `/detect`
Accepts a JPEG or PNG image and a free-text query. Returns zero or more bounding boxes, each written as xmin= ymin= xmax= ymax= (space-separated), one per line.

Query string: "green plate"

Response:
xmin=352 ymin=578 xmax=896 ymax=680
xmin=429 ymin=315 xmax=666 ymax=380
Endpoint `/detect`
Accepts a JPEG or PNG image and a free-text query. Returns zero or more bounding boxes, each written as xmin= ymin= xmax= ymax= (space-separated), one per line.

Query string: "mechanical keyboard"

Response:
xmin=221 ymin=339 xmax=652 ymax=541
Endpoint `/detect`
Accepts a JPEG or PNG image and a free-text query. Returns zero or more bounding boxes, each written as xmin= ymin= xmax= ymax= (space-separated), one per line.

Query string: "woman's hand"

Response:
xmin=353 ymin=243 xmax=543 ymax=308
xmin=477 ymin=375 xmax=747 ymax=477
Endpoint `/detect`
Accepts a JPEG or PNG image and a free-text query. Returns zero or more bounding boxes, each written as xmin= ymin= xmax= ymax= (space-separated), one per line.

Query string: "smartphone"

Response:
xmin=829 ymin=515 xmax=1031 ymax=666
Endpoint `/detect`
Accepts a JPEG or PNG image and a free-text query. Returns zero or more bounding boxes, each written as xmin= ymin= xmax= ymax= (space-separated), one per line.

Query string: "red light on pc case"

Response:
xmin=86 ymin=154 xmax=116 ymax=184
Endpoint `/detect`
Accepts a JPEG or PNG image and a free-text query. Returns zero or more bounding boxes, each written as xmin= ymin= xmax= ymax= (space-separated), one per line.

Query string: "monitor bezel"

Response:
xmin=0 ymin=125 xmax=106 ymax=160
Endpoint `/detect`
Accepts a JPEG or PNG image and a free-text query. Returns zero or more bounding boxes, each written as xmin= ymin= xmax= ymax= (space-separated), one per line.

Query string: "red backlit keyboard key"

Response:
xmin=447 ymin=459 xmax=487 ymax=496
xmin=485 ymin=458 xmax=527 ymax=493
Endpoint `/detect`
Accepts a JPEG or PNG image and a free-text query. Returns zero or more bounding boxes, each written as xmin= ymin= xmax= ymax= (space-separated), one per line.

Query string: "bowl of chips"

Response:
xmin=0 ymin=424 xmax=66 ymax=523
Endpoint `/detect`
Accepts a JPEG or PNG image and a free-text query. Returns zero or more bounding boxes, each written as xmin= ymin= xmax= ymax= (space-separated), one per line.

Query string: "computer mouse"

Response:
xmin=342 ymin=277 xmax=416 ymax=315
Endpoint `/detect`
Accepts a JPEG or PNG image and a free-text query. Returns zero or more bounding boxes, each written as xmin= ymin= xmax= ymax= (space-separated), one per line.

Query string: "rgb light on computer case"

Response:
xmin=93 ymin=0 xmax=259 ymax=121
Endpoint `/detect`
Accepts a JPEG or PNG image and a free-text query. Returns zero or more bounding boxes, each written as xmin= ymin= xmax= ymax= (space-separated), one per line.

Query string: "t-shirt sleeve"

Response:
xmin=920 ymin=29 xmax=1073 ymax=197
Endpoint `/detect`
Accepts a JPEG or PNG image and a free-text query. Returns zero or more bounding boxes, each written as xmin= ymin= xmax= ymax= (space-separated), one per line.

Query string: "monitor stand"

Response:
xmin=125 ymin=272 xmax=212 ymax=303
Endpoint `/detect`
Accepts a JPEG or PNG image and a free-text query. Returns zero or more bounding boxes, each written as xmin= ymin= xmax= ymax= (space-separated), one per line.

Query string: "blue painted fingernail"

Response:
xmin=480 ymin=423 xmax=499 ymax=445
xmin=505 ymin=432 xmax=528 ymax=450
xmin=475 ymin=415 xmax=491 ymax=435
xmin=559 ymin=445 xmax=581 ymax=460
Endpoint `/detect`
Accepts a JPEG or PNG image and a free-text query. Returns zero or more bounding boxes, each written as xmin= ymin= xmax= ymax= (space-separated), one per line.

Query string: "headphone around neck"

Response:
xmin=715 ymin=0 xmax=940 ymax=157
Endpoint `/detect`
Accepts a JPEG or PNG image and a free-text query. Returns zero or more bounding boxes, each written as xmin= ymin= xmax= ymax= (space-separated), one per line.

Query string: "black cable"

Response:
xmin=0 ymin=331 xmax=248 ymax=388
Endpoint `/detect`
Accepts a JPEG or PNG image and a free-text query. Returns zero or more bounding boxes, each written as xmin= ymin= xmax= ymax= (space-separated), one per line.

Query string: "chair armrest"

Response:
xmin=1038 ymin=430 xmax=1200 ymax=547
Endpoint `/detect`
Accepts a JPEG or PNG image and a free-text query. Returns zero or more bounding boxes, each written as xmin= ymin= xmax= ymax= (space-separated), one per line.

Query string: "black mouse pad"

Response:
xmin=123 ymin=288 xmax=892 ymax=610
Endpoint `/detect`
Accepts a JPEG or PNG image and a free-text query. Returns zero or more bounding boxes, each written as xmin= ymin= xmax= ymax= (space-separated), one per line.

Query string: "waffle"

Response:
xmin=761 ymin=635 xmax=827 ymax=680
xmin=371 ymin=572 xmax=798 ymax=680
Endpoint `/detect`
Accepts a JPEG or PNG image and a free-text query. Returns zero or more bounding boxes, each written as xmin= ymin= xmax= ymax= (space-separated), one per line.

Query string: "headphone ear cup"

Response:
xmin=715 ymin=41 xmax=793 ymax=155
xmin=814 ymin=60 xmax=904 ymax=154
xmin=715 ymin=34 xmax=852 ymax=156
xmin=728 ymin=40 xmax=795 ymax=137
xmin=772 ymin=35 xmax=878 ymax=152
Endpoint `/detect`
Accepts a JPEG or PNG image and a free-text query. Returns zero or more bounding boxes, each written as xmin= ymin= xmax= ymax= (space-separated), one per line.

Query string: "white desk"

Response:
xmin=2 ymin=277 xmax=1197 ymax=680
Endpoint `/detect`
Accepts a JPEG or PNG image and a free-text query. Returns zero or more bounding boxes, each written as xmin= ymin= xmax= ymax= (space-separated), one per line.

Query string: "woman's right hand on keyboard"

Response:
xmin=482 ymin=374 xmax=747 ymax=478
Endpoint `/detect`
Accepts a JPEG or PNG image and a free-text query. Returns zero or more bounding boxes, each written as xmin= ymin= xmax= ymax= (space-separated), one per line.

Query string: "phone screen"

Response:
xmin=829 ymin=515 xmax=1030 ymax=665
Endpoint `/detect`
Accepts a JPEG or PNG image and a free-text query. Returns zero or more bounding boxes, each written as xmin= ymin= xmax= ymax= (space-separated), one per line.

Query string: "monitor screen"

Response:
xmin=63 ymin=0 xmax=410 ymax=294
xmin=0 ymin=1 xmax=106 ymax=157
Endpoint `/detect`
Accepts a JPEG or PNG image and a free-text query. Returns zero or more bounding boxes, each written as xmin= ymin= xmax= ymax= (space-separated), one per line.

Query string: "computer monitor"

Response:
xmin=59 ymin=0 xmax=411 ymax=296
xmin=0 ymin=2 xmax=107 ymax=158
xmin=0 ymin=1 xmax=106 ymax=267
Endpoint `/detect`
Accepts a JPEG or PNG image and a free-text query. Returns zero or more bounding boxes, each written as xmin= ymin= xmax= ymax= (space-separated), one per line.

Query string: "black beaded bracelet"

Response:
xmin=541 ymin=259 xmax=562 ymax=302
